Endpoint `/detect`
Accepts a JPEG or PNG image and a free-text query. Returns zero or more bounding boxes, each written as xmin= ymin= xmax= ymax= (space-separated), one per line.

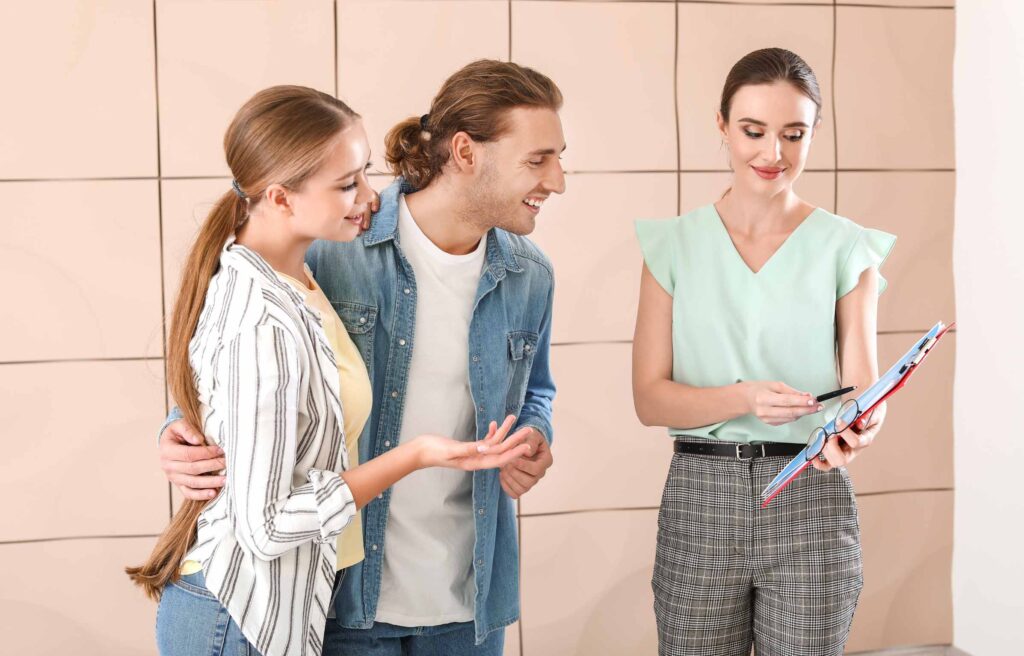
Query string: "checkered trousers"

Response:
xmin=652 ymin=442 xmax=863 ymax=656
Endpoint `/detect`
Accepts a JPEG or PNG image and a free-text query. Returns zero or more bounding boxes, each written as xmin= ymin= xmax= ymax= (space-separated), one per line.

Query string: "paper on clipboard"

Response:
xmin=759 ymin=320 xmax=954 ymax=508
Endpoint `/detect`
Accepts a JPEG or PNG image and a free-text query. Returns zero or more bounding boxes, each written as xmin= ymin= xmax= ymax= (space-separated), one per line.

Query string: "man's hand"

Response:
xmin=499 ymin=428 xmax=553 ymax=499
xmin=811 ymin=402 xmax=887 ymax=472
xmin=357 ymin=188 xmax=381 ymax=235
xmin=159 ymin=419 xmax=225 ymax=500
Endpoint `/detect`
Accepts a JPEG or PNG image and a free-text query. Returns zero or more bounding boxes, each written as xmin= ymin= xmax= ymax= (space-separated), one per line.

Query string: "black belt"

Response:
xmin=674 ymin=440 xmax=804 ymax=461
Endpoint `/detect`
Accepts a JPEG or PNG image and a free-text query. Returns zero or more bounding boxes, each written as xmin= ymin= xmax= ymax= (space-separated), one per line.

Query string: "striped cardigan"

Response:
xmin=182 ymin=239 xmax=356 ymax=656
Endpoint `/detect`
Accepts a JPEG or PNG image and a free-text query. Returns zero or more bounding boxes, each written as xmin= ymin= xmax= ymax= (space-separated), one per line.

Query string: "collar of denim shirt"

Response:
xmin=364 ymin=177 xmax=524 ymax=279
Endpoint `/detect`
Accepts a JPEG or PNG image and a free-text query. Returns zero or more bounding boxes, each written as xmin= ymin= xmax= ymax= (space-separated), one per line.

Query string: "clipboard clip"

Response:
xmin=899 ymin=336 xmax=938 ymax=374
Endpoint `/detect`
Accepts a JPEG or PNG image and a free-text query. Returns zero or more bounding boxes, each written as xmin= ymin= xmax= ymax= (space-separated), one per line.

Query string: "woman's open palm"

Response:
xmin=415 ymin=415 xmax=533 ymax=471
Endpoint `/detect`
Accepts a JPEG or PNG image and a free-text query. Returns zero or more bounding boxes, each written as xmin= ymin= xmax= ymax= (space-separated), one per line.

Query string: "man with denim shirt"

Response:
xmin=157 ymin=60 xmax=565 ymax=654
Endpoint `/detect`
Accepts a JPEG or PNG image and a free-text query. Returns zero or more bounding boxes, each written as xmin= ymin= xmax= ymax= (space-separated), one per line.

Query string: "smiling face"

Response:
xmin=718 ymin=81 xmax=820 ymax=195
xmin=283 ymin=120 xmax=375 ymax=243
xmin=467 ymin=106 xmax=567 ymax=235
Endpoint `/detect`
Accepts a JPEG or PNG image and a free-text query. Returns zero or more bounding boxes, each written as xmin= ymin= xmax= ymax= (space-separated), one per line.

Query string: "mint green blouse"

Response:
xmin=635 ymin=204 xmax=896 ymax=445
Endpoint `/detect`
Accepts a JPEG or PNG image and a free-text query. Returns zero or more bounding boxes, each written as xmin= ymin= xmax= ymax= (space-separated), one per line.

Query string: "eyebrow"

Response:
xmin=527 ymin=145 xmax=568 ymax=157
xmin=736 ymin=118 xmax=810 ymax=129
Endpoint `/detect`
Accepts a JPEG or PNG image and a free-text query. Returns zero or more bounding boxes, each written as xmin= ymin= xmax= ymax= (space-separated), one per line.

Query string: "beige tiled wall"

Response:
xmin=0 ymin=1 xmax=954 ymax=654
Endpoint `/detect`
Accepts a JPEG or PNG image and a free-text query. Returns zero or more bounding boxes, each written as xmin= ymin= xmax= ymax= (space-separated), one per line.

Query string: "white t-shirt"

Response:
xmin=374 ymin=195 xmax=487 ymax=626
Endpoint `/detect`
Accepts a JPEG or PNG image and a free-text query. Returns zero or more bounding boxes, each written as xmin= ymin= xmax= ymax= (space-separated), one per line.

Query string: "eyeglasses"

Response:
xmin=804 ymin=398 xmax=876 ymax=462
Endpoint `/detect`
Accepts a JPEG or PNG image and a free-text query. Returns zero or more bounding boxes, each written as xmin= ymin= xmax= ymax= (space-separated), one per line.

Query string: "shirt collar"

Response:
xmin=364 ymin=177 xmax=522 ymax=277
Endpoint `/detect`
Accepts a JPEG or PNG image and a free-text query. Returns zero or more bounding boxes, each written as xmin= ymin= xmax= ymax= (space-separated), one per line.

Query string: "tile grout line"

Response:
xmin=0 ymin=168 xmax=956 ymax=184
xmin=674 ymin=0 xmax=682 ymax=216
xmin=1 ymin=533 xmax=161 ymax=547
xmin=510 ymin=7 xmax=522 ymax=654
xmin=832 ymin=0 xmax=839 ymax=212
xmin=512 ymin=0 xmax=953 ymax=8
xmin=517 ymin=497 xmax=524 ymax=656
xmin=0 ymin=327 xmax=946 ymax=368
xmin=334 ymin=0 xmax=339 ymax=98
xmin=0 ymin=356 xmax=166 ymax=366
xmin=2 ymin=487 xmax=953 ymax=545
xmin=151 ymin=0 xmax=173 ymax=522
xmin=549 ymin=328 xmax=955 ymax=348
xmin=517 ymin=487 xmax=954 ymax=519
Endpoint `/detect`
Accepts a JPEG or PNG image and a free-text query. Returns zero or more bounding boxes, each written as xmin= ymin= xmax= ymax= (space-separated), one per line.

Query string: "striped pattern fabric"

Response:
xmin=181 ymin=239 xmax=356 ymax=656
xmin=652 ymin=440 xmax=863 ymax=656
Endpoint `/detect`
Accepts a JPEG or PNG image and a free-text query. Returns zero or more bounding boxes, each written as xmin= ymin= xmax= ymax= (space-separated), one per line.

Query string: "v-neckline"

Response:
xmin=710 ymin=204 xmax=820 ymax=276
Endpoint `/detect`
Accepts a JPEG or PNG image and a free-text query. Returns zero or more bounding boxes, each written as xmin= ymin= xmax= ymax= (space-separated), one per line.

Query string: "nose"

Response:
xmin=544 ymin=159 xmax=567 ymax=195
xmin=354 ymin=173 xmax=375 ymax=207
xmin=763 ymin=135 xmax=783 ymax=164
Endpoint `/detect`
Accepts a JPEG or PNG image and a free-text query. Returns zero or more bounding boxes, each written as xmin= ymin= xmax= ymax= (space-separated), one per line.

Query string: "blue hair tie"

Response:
xmin=231 ymin=179 xmax=248 ymax=200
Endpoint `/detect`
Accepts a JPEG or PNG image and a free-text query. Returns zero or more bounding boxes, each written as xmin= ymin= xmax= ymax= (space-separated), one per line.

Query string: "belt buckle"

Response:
xmin=735 ymin=444 xmax=754 ymax=461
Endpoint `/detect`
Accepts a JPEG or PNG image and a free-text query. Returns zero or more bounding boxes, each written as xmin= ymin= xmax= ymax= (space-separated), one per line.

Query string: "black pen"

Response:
xmin=815 ymin=386 xmax=857 ymax=403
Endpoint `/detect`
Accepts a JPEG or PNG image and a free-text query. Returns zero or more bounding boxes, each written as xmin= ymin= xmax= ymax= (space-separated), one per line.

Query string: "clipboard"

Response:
xmin=759 ymin=320 xmax=955 ymax=508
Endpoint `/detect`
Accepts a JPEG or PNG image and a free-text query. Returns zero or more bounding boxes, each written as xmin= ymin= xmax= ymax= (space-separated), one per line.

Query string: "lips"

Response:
xmin=523 ymin=197 xmax=546 ymax=214
xmin=753 ymin=166 xmax=785 ymax=181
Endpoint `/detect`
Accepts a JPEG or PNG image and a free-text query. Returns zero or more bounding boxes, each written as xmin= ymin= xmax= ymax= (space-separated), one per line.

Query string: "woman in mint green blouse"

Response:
xmin=632 ymin=49 xmax=894 ymax=656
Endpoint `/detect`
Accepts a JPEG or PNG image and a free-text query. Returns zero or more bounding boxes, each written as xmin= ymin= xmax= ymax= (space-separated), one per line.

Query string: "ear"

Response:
xmin=715 ymin=110 xmax=729 ymax=141
xmin=449 ymin=131 xmax=479 ymax=173
xmin=263 ymin=183 xmax=293 ymax=217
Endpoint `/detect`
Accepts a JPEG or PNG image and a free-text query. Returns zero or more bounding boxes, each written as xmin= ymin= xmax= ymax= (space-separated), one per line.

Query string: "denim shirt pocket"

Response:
xmin=331 ymin=300 xmax=378 ymax=370
xmin=505 ymin=330 xmax=539 ymax=415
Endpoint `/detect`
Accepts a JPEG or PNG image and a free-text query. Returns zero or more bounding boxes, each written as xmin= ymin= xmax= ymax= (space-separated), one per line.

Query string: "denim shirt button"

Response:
xmin=384 ymin=440 xmax=391 ymax=448
xmin=472 ymin=355 xmax=480 ymax=362
xmin=477 ymin=508 xmax=485 ymax=516
xmin=391 ymin=391 xmax=398 ymax=398
xmin=398 ymin=339 xmax=406 ymax=346
xmin=476 ymin=559 xmax=484 ymax=568
xmin=358 ymin=316 xmax=367 ymax=324
xmin=403 ymin=288 xmax=411 ymax=295
xmin=477 ymin=404 xmax=484 ymax=412
xmin=371 ymin=544 xmax=378 ymax=551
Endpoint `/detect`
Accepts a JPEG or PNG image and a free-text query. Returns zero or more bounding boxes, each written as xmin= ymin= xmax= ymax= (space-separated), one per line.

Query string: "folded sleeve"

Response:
xmin=838 ymin=227 xmax=897 ymax=299
xmin=635 ymin=219 xmax=677 ymax=296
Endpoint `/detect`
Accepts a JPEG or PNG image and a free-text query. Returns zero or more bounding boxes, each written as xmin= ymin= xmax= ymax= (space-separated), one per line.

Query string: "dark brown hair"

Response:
xmin=720 ymin=48 xmax=822 ymax=123
xmin=385 ymin=59 xmax=563 ymax=189
xmin=126 ymin=85 xmax=358 ymax=600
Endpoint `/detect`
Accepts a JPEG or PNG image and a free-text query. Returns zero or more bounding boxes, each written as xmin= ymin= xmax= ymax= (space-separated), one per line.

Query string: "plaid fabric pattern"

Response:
xmin=652 ymin=441 xmax=863 ymax=656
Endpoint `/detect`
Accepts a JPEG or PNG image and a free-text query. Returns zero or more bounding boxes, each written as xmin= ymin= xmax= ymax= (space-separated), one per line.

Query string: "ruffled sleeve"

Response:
xmin=635 ymin=219 xmax=678 ymax=296
xmin=838 ymin=227 xmax=897 ymax=298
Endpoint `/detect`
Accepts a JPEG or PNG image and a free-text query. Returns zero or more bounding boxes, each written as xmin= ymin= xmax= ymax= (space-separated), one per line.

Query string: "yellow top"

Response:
xmin=278 ymin=266 xmax=372 ymax=570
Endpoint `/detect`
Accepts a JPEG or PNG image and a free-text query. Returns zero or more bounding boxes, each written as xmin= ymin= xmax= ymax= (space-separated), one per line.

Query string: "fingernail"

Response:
xmin=477 ymin=445 xmax=490 ymax=454
xmin=807 ymin=399 xmax=814 ymax=406
xmin=817 ymin=405 xmax=824 ymax=412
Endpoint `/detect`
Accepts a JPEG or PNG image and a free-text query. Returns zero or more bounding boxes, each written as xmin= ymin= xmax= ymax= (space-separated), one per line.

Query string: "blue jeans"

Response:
xmin=323 ymin=619 xmax=504 ymax=656
xmin=156 ymin=571 xmax=260 ymax=656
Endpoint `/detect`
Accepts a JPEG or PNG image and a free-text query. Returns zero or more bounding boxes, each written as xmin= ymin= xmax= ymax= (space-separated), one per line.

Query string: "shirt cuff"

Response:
xmin=307 ymin=469 xmax=358 ymax=542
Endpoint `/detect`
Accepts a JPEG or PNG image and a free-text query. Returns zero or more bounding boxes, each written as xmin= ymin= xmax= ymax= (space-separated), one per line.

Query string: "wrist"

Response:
xmin=406 ymin=437 xmax=428 ymax=471
xmin=733 ymin=381 xmax=753 ymax=414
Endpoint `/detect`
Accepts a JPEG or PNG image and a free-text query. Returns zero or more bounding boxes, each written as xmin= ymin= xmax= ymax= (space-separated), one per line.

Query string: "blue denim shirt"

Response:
xmin=305 ymin=178 xmax=555 ymax=643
